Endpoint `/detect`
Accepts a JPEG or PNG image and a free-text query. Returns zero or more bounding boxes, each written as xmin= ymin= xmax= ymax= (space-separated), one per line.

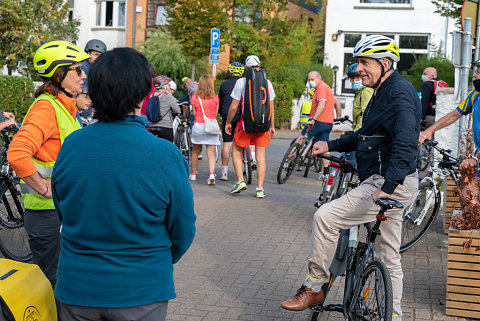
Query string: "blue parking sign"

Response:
xmin=211 ymin=29 xmax=220 ymax=49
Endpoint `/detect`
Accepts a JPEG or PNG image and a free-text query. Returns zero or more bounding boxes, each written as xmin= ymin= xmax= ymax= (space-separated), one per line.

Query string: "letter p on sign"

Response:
xmin=211 ymin=29 xmax=220 ymax=49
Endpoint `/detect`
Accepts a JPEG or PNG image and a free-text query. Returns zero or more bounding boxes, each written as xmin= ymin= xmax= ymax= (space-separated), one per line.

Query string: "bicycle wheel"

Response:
xmin=400 ymin=179 xmax=440 ymax=253
xmin=352 ymin=260 xmax=393 ymax=321
xmin=243 ymin=148 xmax=252 ymax=185
xmin=0 ymin=180 xmax=31 ymax=262
xmin=277 ymin=142 xmax=300 ymax=184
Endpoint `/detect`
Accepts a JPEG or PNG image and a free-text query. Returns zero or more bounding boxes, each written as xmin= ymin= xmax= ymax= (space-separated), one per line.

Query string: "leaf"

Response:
xmin=463 ymin=238 xmax=472 ymax=250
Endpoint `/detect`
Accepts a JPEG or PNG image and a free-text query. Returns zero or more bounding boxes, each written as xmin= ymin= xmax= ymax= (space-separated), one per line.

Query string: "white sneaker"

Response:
xmin=219 ymin=172 xmax=228 ymax=181
xmin=208 ymin=174 xmax=215 ymax=185
xmin=189 ymin=174 xmax=196 ymax=181
xmin=318 ymin=174 xmax=327 ymax=181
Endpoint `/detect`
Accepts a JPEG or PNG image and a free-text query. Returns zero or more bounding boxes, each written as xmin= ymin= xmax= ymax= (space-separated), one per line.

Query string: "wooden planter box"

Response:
xmin=446 ymin=228 xmax=480 ymax=319
xmin=444 ymin=176 xmax=461 ymax=234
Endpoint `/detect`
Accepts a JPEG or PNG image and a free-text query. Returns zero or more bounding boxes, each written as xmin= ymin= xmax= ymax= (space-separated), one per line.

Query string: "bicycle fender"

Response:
xmin=329 ymin=229 xmax=349 ymax=276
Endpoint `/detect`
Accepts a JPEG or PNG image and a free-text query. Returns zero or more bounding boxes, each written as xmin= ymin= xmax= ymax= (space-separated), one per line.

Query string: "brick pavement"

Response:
xmin=167 ymin=132 xmax=467 ymax=321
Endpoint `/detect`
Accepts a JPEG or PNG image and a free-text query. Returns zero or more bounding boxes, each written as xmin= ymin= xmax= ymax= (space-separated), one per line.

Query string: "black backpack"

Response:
xmin=242 ymin=67 xmax=272 ymax=133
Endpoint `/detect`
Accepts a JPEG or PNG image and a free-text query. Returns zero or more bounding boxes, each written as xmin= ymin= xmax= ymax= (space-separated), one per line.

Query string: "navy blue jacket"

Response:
xmin=218 ymin=76 xmax=241 ymax=120
xmin=328 ymin=70 xmax=421 ymax=194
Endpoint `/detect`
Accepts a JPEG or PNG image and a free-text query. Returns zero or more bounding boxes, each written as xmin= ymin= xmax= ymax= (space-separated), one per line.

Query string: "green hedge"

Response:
xmin=0 ymin=76 xmax=35 ymax=121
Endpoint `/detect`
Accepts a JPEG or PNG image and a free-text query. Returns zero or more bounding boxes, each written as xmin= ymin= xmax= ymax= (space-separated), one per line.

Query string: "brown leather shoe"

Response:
xmin=281 ymin=285 xmax=324 ymax=311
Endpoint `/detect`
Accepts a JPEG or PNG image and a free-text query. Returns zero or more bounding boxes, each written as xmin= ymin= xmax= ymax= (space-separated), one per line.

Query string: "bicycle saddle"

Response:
xmin=375 ymin=198 xmax=403 ymax=209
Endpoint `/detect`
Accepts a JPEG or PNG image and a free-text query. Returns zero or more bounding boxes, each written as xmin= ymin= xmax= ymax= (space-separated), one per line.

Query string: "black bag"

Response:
xmin=242 ymin=67 xmax=272 ymax=133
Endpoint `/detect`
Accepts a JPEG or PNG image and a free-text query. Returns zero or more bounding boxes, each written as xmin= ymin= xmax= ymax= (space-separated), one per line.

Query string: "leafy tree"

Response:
xmin=224 ymin=0 xmax=322 ymax=69
xmin=431 ymin=0 xmax=463 ymax=25
xmin=138 ymin=29 xmax=191 ymax=81
xmin=0 ymin=0 xmax=79 ymax=76
xmin=165 ymin=0 xmax=228 ymax=79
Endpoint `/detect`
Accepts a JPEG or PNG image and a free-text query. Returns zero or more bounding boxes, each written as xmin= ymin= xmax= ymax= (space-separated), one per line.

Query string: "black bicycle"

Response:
xmin=400 ymin=139 xmax=461 ymax=253
xmin=277 ymin=128 xmax=317 ymax=184
xmin=309 ymin=198 xmax=400 ymax=321
xmin=173 ymin=103 xmax=192 ymax=164
xmin=0 ymin=126 xmax=31 ymax=262
xmin=243 ymin=147 xmax=253 ymax=185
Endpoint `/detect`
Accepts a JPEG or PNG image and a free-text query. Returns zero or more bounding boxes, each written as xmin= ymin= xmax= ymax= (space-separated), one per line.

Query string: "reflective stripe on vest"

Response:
xmin=20 ymin=93 xmax=81 ymax=210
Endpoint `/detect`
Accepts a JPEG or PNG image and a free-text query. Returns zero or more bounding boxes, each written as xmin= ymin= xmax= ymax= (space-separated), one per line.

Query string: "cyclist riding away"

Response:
xmin=218 ymin=62 xmax=244 ymax=181
xmin=419 ymin=59 xmax=480 ymax=205
xmin=281 ymin=35 xmax=420 ymax=321
xmin=7 ymin=40 xmax=88 ymax=287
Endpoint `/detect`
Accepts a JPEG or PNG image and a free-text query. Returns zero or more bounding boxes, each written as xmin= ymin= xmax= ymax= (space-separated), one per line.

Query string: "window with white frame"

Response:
xmin=95 ymin=0 xmax=126 ymax=28
xmin=68 ymin=0 xmax=74 ymax=21
xmin=341 ymin=33 xmax=429 ymax=93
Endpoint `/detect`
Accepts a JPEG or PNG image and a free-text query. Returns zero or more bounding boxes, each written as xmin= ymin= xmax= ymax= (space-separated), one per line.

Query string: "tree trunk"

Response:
xmin=191 ymin=62 xmax=196 ymax=81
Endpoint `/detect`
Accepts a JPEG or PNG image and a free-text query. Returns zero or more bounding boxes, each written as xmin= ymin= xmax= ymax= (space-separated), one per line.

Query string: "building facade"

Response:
xmin=324 ymin=0 xmax=456 ymax=96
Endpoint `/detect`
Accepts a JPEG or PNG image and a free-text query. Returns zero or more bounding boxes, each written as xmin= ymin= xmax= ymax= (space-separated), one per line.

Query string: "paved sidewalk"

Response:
xmin=167 ymin=135 xmax=468 ymax=321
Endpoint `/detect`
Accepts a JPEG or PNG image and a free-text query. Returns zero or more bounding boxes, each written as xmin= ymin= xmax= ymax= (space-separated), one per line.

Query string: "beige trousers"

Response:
xmin=304 ymin=173 xmax=418 ymax=316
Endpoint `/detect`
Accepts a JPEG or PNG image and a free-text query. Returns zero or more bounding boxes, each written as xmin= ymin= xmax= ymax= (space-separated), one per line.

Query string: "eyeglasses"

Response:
xmin=474 ymin=69 xmax=480 ymax=75
xmin=68 ymin=65 xmax=83 ymax=76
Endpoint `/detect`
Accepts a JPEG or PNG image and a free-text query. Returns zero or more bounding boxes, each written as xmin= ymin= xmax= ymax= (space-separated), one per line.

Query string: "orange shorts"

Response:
xmin=233 ymin=126 xmax=271 ymax=148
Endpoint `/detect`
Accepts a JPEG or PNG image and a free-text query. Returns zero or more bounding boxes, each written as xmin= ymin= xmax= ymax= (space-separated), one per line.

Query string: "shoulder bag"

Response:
xmin=198 ymin=97 xmax=221 ymax=135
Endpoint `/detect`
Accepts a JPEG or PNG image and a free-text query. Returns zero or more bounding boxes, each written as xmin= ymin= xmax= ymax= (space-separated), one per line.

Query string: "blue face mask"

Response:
xmin=352 ymin=81 xmax=363 ymax=91
xmin=309 ymin=80 xmax=317 ymax=88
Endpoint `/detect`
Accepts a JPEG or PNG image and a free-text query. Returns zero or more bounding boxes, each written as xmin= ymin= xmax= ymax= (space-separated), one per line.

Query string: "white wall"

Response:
xmin=73 ymin=0 xmax=127 ymax=51
xmin=324 ymin=0 xmax=456 ymax=96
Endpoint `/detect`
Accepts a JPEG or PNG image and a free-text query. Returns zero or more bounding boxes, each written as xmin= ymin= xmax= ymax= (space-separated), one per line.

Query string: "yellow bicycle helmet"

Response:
xmin=34 ymin=40 xmax=90 ymax=78
xmin=229 ymin=62 xmax=244 ymax=76
xmin=353 ymin=35 xmax=400 ymax=62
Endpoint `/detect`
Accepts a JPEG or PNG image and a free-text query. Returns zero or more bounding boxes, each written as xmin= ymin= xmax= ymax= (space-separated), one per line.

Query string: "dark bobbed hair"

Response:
xmin=89 ymin=47 xmax=151 ymax=122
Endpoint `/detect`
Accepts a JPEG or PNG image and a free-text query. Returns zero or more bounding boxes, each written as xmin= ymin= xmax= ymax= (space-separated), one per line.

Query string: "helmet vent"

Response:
xmin=44 ymin=45 xmax=59 ymax=49
xmin=36 ymin=59 xmax=47 ymax=66
xmin=67 ymin=46 xmax=80 ymax=52
xmin=66 ymin=55 xmax=76 ymax=58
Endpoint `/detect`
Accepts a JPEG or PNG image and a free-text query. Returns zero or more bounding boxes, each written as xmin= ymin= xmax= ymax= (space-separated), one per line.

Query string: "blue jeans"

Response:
xmin=301 ymin=120 xmax=333 ymax=143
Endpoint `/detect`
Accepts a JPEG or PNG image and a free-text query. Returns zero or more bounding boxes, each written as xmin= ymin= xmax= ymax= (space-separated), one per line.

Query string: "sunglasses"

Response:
xmin=68 ymin=65 xmax=83 ymax=76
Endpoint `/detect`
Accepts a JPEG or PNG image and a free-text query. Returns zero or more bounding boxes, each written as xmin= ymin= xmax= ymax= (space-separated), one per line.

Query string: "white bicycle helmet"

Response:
xmin=245 ymin=55 xmax=261 ymax=67
xmin=353 ymin=35 xmax=400 ymax=62
xmin=169 ymin=80 xmax=177 ymax=91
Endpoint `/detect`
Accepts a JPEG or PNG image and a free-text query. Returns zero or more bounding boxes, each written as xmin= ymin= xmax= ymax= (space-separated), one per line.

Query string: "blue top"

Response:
xmin=51 ymin=115 xmax=196 ymax=308
xmin=457 ymin=89 xmax=480 ymax=155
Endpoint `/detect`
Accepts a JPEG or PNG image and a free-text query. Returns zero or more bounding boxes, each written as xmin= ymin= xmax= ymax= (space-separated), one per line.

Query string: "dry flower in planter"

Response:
xmin=446 ymin=130 xmax=480 ymax=319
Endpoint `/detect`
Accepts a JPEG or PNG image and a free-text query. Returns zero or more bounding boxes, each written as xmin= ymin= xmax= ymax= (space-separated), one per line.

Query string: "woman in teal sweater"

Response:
xmin=51 ymin=47 xmax=196 ymax=321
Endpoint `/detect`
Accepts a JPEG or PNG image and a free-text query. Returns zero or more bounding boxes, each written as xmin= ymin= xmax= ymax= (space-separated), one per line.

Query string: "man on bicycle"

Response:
xmin=419 ymin=59 xmax=480 ymax=204
xmin=281 ymin=35 xmax=420 ymax=321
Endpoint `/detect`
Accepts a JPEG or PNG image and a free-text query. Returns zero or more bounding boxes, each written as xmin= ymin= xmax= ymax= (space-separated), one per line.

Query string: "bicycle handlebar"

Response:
xmin=424 ymin=139 xmax=461 ymax=164
xmin=316 ymin=153 xmax=357 ymax=174
xmin=333 ymin=115 xmax=352 ymax=124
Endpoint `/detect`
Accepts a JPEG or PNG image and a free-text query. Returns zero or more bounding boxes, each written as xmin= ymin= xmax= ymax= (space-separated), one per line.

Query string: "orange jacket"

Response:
xmin=7 ymin=94 xmax=78 ymax=178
